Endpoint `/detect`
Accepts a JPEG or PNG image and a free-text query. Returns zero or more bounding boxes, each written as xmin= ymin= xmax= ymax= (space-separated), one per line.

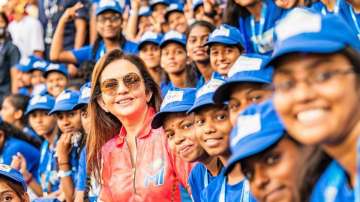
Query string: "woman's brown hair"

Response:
xmin=86 ymin=49 xmax=162 ymax=180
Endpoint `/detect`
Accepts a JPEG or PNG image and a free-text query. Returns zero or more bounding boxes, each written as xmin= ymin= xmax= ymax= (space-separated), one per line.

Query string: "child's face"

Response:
xmin=20 ymin=72 xmax=32 ymax=87
xmin=45 ymin=72 xmax=67 ymax=97
xmin=139 ymin=43 xmax=161 ymax=69
xmin=0 ymin=180 xmax=29 ymax=202
xmin=29 ymin=110 xmax=57 ymax=137
xmin=80 ymin=106 xmax=90 ymax=135
xmin=31 ymin=70 xmax=45 ymax=86
xmin=55 ymin=110 xmax=82 ymax=134
xmin=210 ymin=44 xmax=242 ymax=76
xmin=168 ymin=12 xmax=188 ymax=34
xmin=0 ymin=97 xmax=17 ymax=124
xmin=161 ymin=43 xmax=187 ymax=75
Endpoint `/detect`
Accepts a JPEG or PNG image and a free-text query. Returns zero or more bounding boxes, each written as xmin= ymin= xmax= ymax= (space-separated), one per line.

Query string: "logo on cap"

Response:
xmin=81 ymin=87 xmax=91 ymax=99
xmin=210 ymin=26 xmax=230 ymax=38
xmin=196 ymin=79 xmax=224 ymax=98
xmin=33 ymin=61 xmax=47 ymax=69
xmin=19 ymin=57 xmax=31 ymax=66
xmin=228 ymin=56 xmax=263 ymax=77
xmin=142 ymin=32 xmax=159 ymax=41
xmin=30 ymin=95 xmax=48 ymax=105
xmin=99 ymin=0 xmax=116 ymax=8
xmin=161 ymin=90 xmax=184 ymax=109
xmin=164 ymin=31 xmax=183 ymax=41
xmin=231 ymin=113 xmax=261 ymax=146
xmin=47 ymin=63 xmax=60 ymax=71
xmin=56 ymin=92 xmax=71 ymax=102
xmin=0 ymin=164 xmax=11 ymax=172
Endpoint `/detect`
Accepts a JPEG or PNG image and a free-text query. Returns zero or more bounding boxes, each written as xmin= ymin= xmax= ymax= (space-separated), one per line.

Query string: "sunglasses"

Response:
xmin=100 ymin=72 xmax=142 ymax=96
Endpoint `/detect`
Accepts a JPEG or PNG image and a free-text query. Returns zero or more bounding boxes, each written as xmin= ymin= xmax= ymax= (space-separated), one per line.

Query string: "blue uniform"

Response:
xmin=23 ymin=126 xmax=42 ymax=143
xmin=188 ymin=163 xmax=218 ymax=202
xmin=340 ymin=2 xmax=360 ymax=40
xmin=0 ymin=137 xmax=40 ymax=179
xmin=310 ymin=0 xmax=343 ymax=15
xmin=38 ymin=140 xmax=60 ymax=193
xmin=311 ymin=161 xmax=354 ymax=202
xmin=237 ymin=0 xmax=284 ymax=55
xmin=72 ymin=40 xmax=138 ymax=65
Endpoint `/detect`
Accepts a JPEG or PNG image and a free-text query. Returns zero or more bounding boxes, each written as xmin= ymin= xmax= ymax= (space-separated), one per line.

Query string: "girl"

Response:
xmin=213 ymin=54 xmax=273 ymax=125
xmin=186 ymin=21 xmax=215 ymax=85
xmin=50 ymin=0 xmax=138 ymax=67
xmin=160 ymin=30 xmax=198 ymax=96
xmin=226 ymin=100 xmax=330 ymax=202
xmin=0 ymin=164 xmax=30 ymax=202
xmin=29 ymin=58 xmax=48 ymax=96
xmin=206 ymin=24 xmax=245 ymax=77
xmin=44 ymin=63 xmax=69 ymax=98
xmin=165 ymin=3 xmax=188 ymax=34
xmin=223 ymin=0 xmax=284 ymax=55
xmin=188 ymin=76 xmax=255 ymax=201
xmin=138 ymin=31 xmax=163 ymax=86
xmin=151 ymin=88 xmax=222 ymax=202
xmin=269 ymin=9 xmax=360 ymax=201
xmin=86 ymin=49 xmax=189 ymax=201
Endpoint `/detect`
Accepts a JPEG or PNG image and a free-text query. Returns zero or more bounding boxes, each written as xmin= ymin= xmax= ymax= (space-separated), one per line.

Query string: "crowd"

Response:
xmin=0 ymin=0 xmax=358 ymax=201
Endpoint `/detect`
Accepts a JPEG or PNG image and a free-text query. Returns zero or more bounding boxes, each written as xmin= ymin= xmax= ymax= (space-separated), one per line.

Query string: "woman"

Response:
xmin=186 ymin=21 xmax=215 ymax=86
xmin=225 ymin=100 xmax=330 ymax=202
xmin=223 ymin=0 xmax=284 ymax=55
xmin=0 ymin=164 xmax=30 ymax=202
xmin=86 ymin=49 xmax=190 ymax=201
xmin=269 ymin=9 xmax=360 ymax=201
xmin=50 ymin=0 xmax=138 ymax=67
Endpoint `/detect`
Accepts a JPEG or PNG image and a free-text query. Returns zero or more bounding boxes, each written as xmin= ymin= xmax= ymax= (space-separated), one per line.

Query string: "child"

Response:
xmin=44 ymin=63 xmax=69 ymax=97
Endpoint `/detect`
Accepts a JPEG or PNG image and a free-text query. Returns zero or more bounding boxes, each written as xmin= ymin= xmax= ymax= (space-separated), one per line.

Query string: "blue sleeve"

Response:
xmin=188 ymin=164 xmax=205 ymax=202
xmin=123 ymin=41 xmax=139 ymax=55
xmin=72 ymin=45 xmax=93 ymax=65
xmin=76 ymin=148 xmax=87 ymax=191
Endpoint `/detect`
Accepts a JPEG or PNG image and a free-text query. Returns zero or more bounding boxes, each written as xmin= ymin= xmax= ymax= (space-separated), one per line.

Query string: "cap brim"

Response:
xmin=0 ymin=170 xmax=26 ymax=191
xmin=25 ymin=106 xmax=52 ymax=115
xmin=44 ymin=70 xmax=68 ymax=78
xmin=160 ymin=39 xmax=186 ymax=48
xmin=187 ymin=95 xmax=215 ymax=113
xmin=96 ymin=7 xmax=122 ymax=15
xmin=151 ymin=105 xmax=192 ymax=128
xmin=72 ymin=103 xmax=87 ymax=111
xmin=205 ymin=37 xmax=241 ymax=47
xmin=138 ymin=40 xmax=159 ymax=51
xmin=49 ymin=103 xmax=76 ymax=115
xmin=224 ymin=129 xmax=284 ymax=174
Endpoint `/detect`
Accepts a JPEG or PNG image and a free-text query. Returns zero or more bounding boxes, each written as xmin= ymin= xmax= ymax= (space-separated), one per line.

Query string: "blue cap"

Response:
xmin=205 ymin=24 xmax=245 ymax=48
xmin=16 ymin=55 xmax=39 ymax=72
xmin=268 ymin=8 xmax=360 ymax=67
xmin=213 ymin=54 xmax=273 ymax=103
xmin=225 ymin=100 xmax=285 ymax=174
xmin=150 ymin=0 xmax=169 ymax=9
xmin=160 ymin=30 xmax=187 ymax=48
xmin=188 ymin=75 xmax=225 ymax=113
xmin=25 ymin=94 xmax=55 ymax=115
xmin=165 ymin=3 xmax=184 ymax=21
xmin=73 ymin=82 xmax=91 ymax=110
xmin=0 ymin=164 xmax=27 ymax=191
xmin=138 ymin=31 xmax=162 ymax=50
xmin=192 ymin=0 xmax=203 ymax=11
xmin=96 ymin=0 xmax=123 ymax=15
xmin=49 ymin=89 xmax=80 ymax=115
xmin=152 ymin=88 xmax=196 ymax=129
xmin=44 ymin=63 xmax=68 ymax=78
xmin=139 ymin=6 xmax=152 ymax=17
xmin=30 ymin=59 xmax=48 ymax=72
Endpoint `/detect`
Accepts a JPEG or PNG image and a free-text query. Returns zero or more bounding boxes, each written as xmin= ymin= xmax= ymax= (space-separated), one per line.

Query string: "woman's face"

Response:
xmin=163 ymin=113 xmax=207 ymax=162
xmin=228 ymin=83 xmax=273 ymax=125
xmin=0 ymin=98 xmax=16 ymax=124
xmin=168 ymin=12 xmax=188 ymax=34
xmin=187 ymin=25 xmax=211 ymax=63
xmin=0 ymin=181 xmax=29 ymax=202
xmin=273 ymin=53 xmax=360 ymax=145
xmin=161 ymin=43 xmax=187 ymax=75
xmin=96 ymin=11 xmax=122 ymax=39
xmin=29 ymin=110 xmax=57 ymax=137
xmin=234 ymin=0 xmax=259 ymax=7
xmin=210 ymin=44 xmax=242 ymax=76
xmin=55 ymin=110 xmax=82 ymax=134
xmin=45 ymin=72 xmax=68 ymax=97
xmin=31 ymin=70 xmax=45 ymax=86
xmin=139 ymin=43 xmax=161 ymax=69
xmin=241 ymin=138 xmax=306 ymax=202
xmin=98 ymin=59 xmax=151 ymax=120
xmin=194 ymin=106 xmax=232 ymax=158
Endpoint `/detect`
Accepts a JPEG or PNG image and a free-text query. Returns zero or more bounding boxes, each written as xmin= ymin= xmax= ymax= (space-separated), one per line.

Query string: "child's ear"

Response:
xmin=14 ymin=110 xmax=23 ymax=121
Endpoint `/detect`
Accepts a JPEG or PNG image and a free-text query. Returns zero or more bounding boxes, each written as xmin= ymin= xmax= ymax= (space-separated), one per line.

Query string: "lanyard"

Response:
xmin=355 ymin=138 xmax=360 ymax=202
xmin=349 ymin=4 xmax=360 ymax=40
xmin=250 ymin=3 xmax=267 ymax=53
xmin=219 ymin=177 xmax=251 ymax=202
xmin=321 ymin=0 xmax=341 ymax=15
xmin=204 ymin=169 xmax=209 ymax=187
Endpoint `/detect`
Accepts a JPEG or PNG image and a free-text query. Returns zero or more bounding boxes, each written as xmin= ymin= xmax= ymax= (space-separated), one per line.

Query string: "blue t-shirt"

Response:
xmin=38 ymin=140 xmax=60 ymax=193
xmin=76 ymin=148 xmax=87 ymax=191
xmin=72 ymin=40 xmax=138 ymax=65
xmin=310 ymin=0 xmax=345 ymax=15
xmin=188 ymin=163 xmax=218 ymax=202
xmin=339 ymin=2 xmax=360 ymax=40
xmin=0 ymin=137 xmax=40 ymax=179
xmin=238 ymin=0 xmax=285 ymax=55
xmin=311 ymin=161 xmax=354 ymax=202
xmin=23 ymin=126 xmax=42 ymax=143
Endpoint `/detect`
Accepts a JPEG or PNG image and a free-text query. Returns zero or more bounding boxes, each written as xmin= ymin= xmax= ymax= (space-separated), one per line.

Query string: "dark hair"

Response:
xmin=0 ymin=12 xmax=11 ymax=41
xmin=0 ymin=121 xmax=41 ymax=148
xmin=87 ymin=49 xmax=162 ymax=180
xmin=341 ymin=46 xmax=360 ymax=75
xmin=186 ymin=20 xmax=216 ymax=39
xmin=223 ymin=0 xmax=250 ymax=27
xmin=4 ymin=94 xmax=30 ymax=126
xmin=0 ymin=176 xmax=27 ymax=200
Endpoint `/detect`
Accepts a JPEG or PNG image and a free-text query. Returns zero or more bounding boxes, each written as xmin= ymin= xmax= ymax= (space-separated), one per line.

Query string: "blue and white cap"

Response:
xmin=165 ymin=3 xmax=184 ymax=21
xmin=30 ymin=59 xmax=48 ymax=72
xmin=188 ymin=75 xmax=225 ymax=113
xmin=225 ymin=100 xmax=285 ymax=174
xmin=49 ymin=89 xmax=80 ymax=115
xmin=44 ymin=63 xmax=68 ymax=78
xmin=213 ymin=54 xmax=273 ymax=103
xmin=0 ymin=164 xmax=27 ymax=191
xmin=205 ymin=24 xmax=245 ymax=48
xmin=25 ymin=94 xmax=55 ymax=115
xmin=150 ymin=0 xmax=169 ymax=9
xmin=152 ymin=87 xmax=196 ymax=129
xmin=192 ymin=0 xmax=203 ymax=11
xmin=139 ymin=6 xmax=152 ymax=17
xmin=96 ymin=0 xmax=123 ymax=15
xmin=160 ymin=30 xmax=187 ymax=48
xmin=16 ymin=55 xmax=39 ymax=72
xmin=73 ymin=82 xmax=91 ymax=110
xmin=268 ymin=8 xmax=360 ymax=67
xmin=138 ymin=31 xmax=163 ymax=50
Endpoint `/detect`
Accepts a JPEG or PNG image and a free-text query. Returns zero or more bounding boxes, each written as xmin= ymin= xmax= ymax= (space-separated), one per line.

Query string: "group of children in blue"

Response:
xmin=1 ymin=0 xmax=360 ymax=201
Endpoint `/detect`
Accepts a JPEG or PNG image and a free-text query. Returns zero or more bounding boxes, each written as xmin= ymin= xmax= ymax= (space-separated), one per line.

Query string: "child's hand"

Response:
xmin=56 ymin=133 xmax=72 ymax=163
